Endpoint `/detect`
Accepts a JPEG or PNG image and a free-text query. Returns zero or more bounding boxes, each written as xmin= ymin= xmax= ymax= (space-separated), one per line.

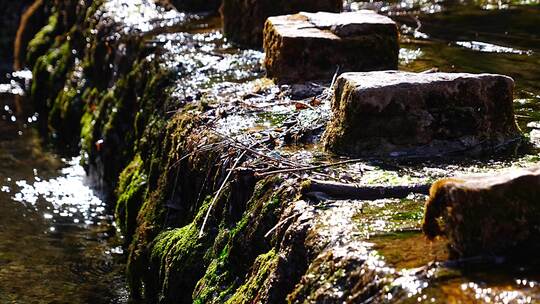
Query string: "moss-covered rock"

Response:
xmin=25 ymin=1 xmax=406 ymax=303
xmin=26 ymin=13 xmax=60 ymax=68
xmin=31 ymin=39 xmax=75 ymax=141
xmin=116 ymin=154 xmax=147 ymax=242
xmin=193 ymin=177 xmax=285 ymax=303
xmin=225 ymin=249 xmax=279 ymax=304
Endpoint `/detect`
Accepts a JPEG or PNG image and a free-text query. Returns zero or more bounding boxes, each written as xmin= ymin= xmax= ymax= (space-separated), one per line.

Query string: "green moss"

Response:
xmin=141 ymin=197 xmax=216 ymax=303
xmin=225 ymin=249 xmax=278 ymax=304
xmin=31 ymin=39 xmax=76 ymax=146
xmin=31 ymin=40 xmax=71 ymax=104
xmin=116 ymin=155 xmax=147 ymax=242
xmin=192 ymin=235 xmax=236 ymax=304
xmin=193 ymin=177 xmax=286 ymax=303
xmin=79 ymin=88 xmax=102 ymax=162
xmin=150 ymin=223 xmax=207 ymax=303
xmin=26 ymin=13 xmax=60 ymax=68
xmin=49 ymin=81 xmax=85 ymax=148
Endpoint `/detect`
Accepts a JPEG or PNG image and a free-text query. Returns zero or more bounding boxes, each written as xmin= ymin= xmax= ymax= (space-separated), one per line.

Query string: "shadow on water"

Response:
xmin=0 ymin=79 xmax=128 ymax=303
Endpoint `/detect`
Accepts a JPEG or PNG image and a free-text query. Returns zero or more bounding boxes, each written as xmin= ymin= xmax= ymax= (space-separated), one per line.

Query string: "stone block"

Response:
xmin=222 ymin=0 xmax=343 ymax=48
xmin=423 ymin=167 xmax=540 ymax=258
xmin=263 ymin=10 xmax=399 ymax=83
xmin=323 ymin=71 xmax=521 ymax=157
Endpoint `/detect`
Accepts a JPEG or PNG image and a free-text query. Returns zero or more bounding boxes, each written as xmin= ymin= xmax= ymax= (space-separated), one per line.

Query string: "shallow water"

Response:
xmin=0 ymin=90 xmax=128 ymax=303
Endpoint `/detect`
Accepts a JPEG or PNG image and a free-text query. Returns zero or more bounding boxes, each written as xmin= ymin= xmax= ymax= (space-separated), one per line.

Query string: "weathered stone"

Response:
xmin=222 ymin=0 xmax=343 ymax=48
xmin=423 ymin=167 xmax=540 ymax=259
xmin=263 ymin=11 xmax=399 ymax=83
xmin=323 ymin=71 xmax=521 ymax=157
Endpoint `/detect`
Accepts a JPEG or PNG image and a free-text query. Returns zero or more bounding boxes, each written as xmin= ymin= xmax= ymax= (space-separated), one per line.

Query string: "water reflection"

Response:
xmin=0 ymin=82 xmax=127 ymax=303
xmin=156 ymin=29 xmax=264 ymax=102
xmin=0 ymin=157 xmax=127 ymax=303
xmin=13 ymin=157 xmax=109 ymax=227
xmin=455 ymin=41 xmax=533 ymax=55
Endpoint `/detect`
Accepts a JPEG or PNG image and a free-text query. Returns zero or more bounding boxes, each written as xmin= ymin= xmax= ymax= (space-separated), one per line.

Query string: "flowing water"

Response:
xmin=0 ymin=0 xmax=539 ymax=302
xmin=0 ymin=81 xmax=128 ymax=302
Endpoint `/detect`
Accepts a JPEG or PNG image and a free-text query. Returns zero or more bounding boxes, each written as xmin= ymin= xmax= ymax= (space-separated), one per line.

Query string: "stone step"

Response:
xmin=423 ymin=166 xmax=540 ymax=259
xmin=222 ymin=0 xmax=343 ymax=48
xmin=322 ymin=71 xmax=521 ymax=157
xmin=263 ymin=10 xmax=399 ymax=83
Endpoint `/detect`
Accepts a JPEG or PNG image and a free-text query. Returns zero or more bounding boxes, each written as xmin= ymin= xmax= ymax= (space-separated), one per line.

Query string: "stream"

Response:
xmin=0 ymin=82 xmax=127 ymax=302
xmin=0 ymin=0 xmax=539 ymax=302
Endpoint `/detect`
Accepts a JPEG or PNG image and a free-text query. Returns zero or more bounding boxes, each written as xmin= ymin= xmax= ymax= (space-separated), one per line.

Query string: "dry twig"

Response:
xmin=199 ymin=150 xmax=247 ymax=237
xmin=302 ymin=179 xmax=430 ymax=200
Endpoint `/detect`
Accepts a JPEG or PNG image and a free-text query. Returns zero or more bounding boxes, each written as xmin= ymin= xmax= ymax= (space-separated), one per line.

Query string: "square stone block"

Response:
xmin=423 ymin=167 xmax=540 ymax=258
xmin=263 ymin=10 xmax=399 ymax=83
xmin=323 ymin=71 xmax=521 ymax=157
xmin=222 ymin=0 xmax=343 ymax=48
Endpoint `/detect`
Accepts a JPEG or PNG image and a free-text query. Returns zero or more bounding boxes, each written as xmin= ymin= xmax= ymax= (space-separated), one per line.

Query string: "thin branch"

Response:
xmin=199 ymin=150 xmax=248 ymax=238
xmin=255 ymin=158 xmax=366 ymax=177
xmin=293 ymin=100 xmax=315 ymax=110
xmin=210 ymin=129 xmax=296 ymax=168
xmin=329 ymin=65 xmax=340 ymax=92
xmin=302 ymin=179 xmax=430 ymax=200
xmin=264 ymin=213 xmax=299 ymax=238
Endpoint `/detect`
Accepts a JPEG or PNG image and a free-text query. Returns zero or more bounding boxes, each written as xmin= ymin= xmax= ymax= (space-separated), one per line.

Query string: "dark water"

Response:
xmin=0 ymin=0 xmax=539 ymax=302
xmin=0 ymin=82 xmax=127 ymax=302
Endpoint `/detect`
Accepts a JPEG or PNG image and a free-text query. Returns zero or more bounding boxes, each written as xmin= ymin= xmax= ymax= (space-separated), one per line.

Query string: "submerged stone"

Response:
xmin=222 ymin=0 xmax=343 ymax=48
xmin=323 ymin=71 xmax=521 ymax=157
xmin=423 ymin=167 xmax=540 ymax=259
xmin=263 ymin=10 xmax=399 ymax=83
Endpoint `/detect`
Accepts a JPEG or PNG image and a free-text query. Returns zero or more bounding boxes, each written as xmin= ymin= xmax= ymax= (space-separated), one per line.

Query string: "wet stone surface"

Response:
xmin=323 ymin=71 xmax=521 ymax=157
xmin=423 ymin=166 xmax=540 ymax=259
xmin=264 ymin=11 xmax=399 ymax=83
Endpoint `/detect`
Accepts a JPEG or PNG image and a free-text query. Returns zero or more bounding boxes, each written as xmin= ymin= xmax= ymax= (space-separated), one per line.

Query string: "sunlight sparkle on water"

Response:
xmin=399 ymin=48 xmax=424 ymax=65
xmin=456 ymin=41 xmax=533 ymax=55
xmin=12 ymin=157 xmax=105 ymax=224
xmin=101 ymin=0 xmax=188 ymax=33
